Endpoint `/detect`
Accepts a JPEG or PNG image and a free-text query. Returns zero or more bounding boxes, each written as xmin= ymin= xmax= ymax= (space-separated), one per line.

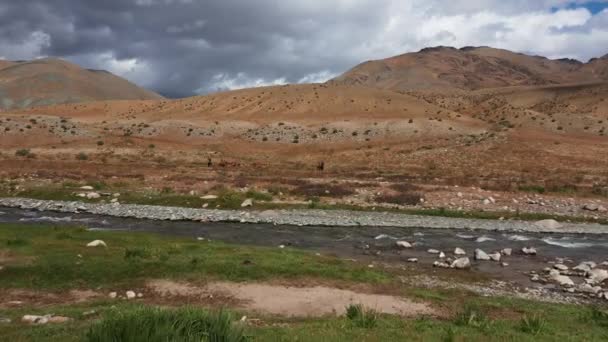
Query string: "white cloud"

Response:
xmin=0 ymin=31 xmax=50 ymax=60
xmin=298 ymin=70 xmax=336 ymax=84
xmin=204 ymin=72 xmax=287 ymax=92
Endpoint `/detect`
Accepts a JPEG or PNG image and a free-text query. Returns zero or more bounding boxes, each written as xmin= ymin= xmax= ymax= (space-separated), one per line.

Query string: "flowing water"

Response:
xmin=2 ymin=207 xmax=608 ymax=286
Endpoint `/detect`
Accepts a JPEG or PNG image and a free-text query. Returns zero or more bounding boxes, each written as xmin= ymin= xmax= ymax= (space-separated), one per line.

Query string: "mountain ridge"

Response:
xmin=329 ymin=46 xmax=608 ymax=91
xmin=0 ymin=57 xmax=162 ymax=110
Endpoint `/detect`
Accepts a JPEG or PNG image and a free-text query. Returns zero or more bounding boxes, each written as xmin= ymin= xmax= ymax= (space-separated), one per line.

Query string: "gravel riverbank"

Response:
xmin=1 ymin=197 xmax=608 ymax=234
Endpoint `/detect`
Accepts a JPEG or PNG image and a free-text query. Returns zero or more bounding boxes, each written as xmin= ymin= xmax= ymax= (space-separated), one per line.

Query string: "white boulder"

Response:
xmin=488 ymin=252 xmax=501 ymax=262
xmin=86 ymin=240 xmax=107 ymax=248
xmin=22 ymin=315 xmax=51 ymax=325
xmin=549 ymin=270 xmax=574 ymax=287
xmin=241 ymin=199 xmax=253 ymax=207
xmin=587 ymin=269 xmax=608 ymax=284
xmin=451 ymin=257 xmax=471 ymax=269
xmin=86 ymin=192 xmax=101 ymax=199
xmin=522 ymin=247 xmax=537 ymax=255
xmin=396 ymin=241 xmax=412 ymax=249
xmin=454 ymin=248 xmax=466 ymax=255
xmin=474 ymin=249 xmax=491 ymax=261
xmin=535 ymin=219 xmax=562 ymax=230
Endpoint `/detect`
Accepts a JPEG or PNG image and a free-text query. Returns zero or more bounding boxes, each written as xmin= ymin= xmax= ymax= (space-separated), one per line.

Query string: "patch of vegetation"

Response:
xmin=345 ymin=304 xmax=378 ymax=328
xmin=520 ymin=314 xmax=546 ymax=335
xmin=15 ymin=148 xmax=35 ymax=158
xmin=453 ymin=305 xmax=491 ymax=330
xmin=0 ymin=224 xmax=390 ymax=289
xmin=76 ymin=152 xmax=89 ymax=161
xmin=86 ymin=307 xmax=247 ymax=342
xmin=290 ymin=182 xmax=355 ymax=198
xmin=518 ymin=185 xmax=546 ymax=194
xmin=375 ymin=192 xmax=423 ymax=205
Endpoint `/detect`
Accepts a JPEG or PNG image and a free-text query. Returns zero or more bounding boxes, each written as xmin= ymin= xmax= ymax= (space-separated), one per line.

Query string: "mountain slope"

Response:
xmin=330 ymin=46 xmax=608 ymax=91
xmin=0 ymin=58 xmax=162 ymax=110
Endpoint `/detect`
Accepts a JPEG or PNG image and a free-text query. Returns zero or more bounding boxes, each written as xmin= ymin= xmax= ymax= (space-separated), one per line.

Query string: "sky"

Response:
xmin=0 ymin=0 xmax=607 ymax=98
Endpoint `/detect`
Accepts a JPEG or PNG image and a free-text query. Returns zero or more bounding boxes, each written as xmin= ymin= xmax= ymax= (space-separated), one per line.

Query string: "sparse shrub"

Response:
xmin=588 ymin=306 xmax=608 ymax=327
xmin=245 ymin=190 xmax=273 ymax=202
xmin=76 ymin=152 xmax=89 ymax=161
xmin=96 ymin=141 xmax=104 ymax=146
xmin=85 ymin=307 xmax=247 ymax=342
xmin=518 ymin=185 xmax=545 ymax=194
xmin=6 ymin=237 xmax=29 ymax=246
xmin=345 ymin=304 xmax=378 ymax=328
xmin=124 ymin=247 xmax=152 ymax=260
xmin=454 ymin=305 xmax=491 ymax=330
xmin=375 ymin=192 xmax=423 ymax=206
xmin=15 ymin=149 xmax=31 ymax=157
xmin=291 ymin=182 xmax=355 ymax=198
xmin=390 ymin=183 xmax=420 ymax=192
xmin=520 ymin=314 xmax=546 ymax=335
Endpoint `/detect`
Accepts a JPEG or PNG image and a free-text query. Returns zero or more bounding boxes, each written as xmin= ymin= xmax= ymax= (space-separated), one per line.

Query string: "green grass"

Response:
xmin=86 ymin=306 xmax=248 ymax=342
xmin=1 ymin=224 xmax=608 ymax=341
xmin=345 ymin=304 xmax=378 ymax=328
xmin=3 ymin=302 xmax=608 ymax=342
xmin=0 ymin=223 xmax=389 ymax=290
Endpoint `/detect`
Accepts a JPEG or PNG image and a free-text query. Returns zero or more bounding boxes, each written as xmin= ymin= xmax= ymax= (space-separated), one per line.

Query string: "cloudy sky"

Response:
xmin=1 ymin=0 xmax=607 ymax=97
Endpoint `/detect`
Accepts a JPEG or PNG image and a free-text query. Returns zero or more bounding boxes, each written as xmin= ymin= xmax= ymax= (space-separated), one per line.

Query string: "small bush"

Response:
xmin=345 ymin=304 xmax=378 ymax=328
xmin=291 ymin=182 xmax=355 ymax=198
xmin=589 ymin=307 xmax=608 ymax=327
xmin=124 ymin=247 xmax=152 ymax=260
xmin=520 ymin=314 xmax=546 ymax=335
xmin=245 ymin=190 xmax=272 ymax=202
xmin=86 ymin=307 xmax=247 ymax=342
xmin=375 ymin=192 xmax=423 ymax=205
xmin=76 ymin=152 xmax=89 ymax=161
xmin=454 ymin=305 xmax=490 ymax=329
xmin=15 ymin=149 xmax=32 ymax=157
xmin=518 ymin=185 xmax=545 ymax=194
xmin=6 ymin=237 xmax=29 ymax=246
xmin=96 ymin=141 xmax=104 ymax=146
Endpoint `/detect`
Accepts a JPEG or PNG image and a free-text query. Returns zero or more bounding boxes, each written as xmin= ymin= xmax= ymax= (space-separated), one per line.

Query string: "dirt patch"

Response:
xmin=0 ymin=289 xmax=102 ymax=308
xmin=145 ymin=279 xmax=242 ymax=307
xmin=147 ymin=280 xmax=435 ymax=317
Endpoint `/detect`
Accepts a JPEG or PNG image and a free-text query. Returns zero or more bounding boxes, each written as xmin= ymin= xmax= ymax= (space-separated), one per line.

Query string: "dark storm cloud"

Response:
xmin=0 ymin=0 xmax=607 ymax=97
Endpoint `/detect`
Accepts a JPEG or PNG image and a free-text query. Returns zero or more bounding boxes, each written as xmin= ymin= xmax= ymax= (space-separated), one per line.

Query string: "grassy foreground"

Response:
xmin=1 ymin=223 xmax=608 ymax=341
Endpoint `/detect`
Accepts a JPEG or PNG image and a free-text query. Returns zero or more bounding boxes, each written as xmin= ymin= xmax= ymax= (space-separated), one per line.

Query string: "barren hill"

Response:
xmin=0 ymin=58 xmax=162 ymax=110
xmin=330 ymin=46 xmax=608 ymax=91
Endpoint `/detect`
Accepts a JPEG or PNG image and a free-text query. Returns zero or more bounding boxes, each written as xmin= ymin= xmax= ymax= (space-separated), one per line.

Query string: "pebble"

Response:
xmin=407 ymin=258 xmax=418 ymax=263
xmin=0 ymin=198 xmax=605 ymax=234
xmin=427 ymin=249 xmax=440 ymax=254
xmin=522 ymin=247 xmax=537 ymax=255
xmin=108 ymin=292 xmax=117 ymax=299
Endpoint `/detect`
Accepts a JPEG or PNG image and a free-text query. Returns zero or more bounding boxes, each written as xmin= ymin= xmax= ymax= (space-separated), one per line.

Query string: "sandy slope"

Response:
xmin=0 ymin=58 xmax=162 ymax=110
